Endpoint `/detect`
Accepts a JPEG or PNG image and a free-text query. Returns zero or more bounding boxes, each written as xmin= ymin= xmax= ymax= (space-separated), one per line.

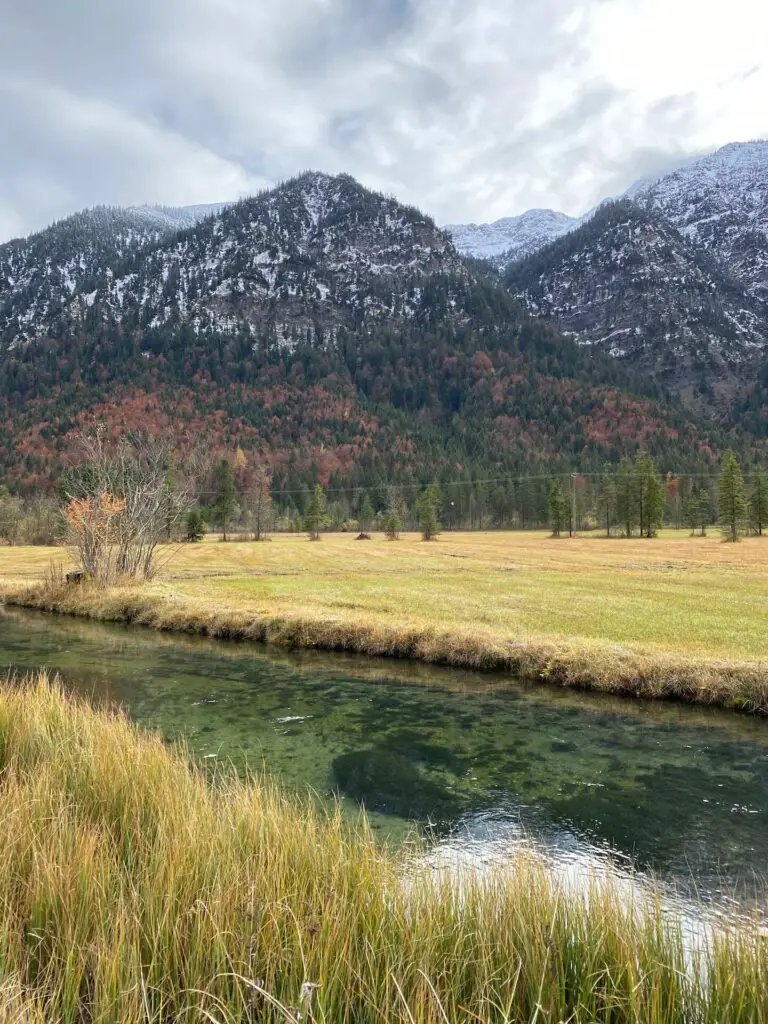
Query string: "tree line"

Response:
xmin=1 ymin=437 xmax=766 ymax=570
xmin=548 ymin=450 xmax=767 ymax=541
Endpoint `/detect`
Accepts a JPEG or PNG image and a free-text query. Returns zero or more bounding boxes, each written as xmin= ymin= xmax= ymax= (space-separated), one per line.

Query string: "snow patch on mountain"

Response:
xmin=445 ymin=209 xmax=579 ymax=267
xmin=625 ymin=140 xmax=768 ymax=300
xmin=126 ymin=203 xmax=231 ymax=233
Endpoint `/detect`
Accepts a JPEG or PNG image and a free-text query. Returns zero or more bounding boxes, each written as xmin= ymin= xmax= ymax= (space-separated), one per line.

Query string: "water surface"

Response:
xmin=2 ymin=607 xmax=767 ymax=911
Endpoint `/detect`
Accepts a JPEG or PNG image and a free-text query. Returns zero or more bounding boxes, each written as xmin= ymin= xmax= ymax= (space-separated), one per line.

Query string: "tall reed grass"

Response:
xmin=0 ymin=676 xmax=766 ymax=1022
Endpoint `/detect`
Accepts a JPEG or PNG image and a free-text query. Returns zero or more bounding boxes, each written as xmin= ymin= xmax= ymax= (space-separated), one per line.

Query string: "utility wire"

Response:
xmin=192 ymin=470 xmax=721 ymax=500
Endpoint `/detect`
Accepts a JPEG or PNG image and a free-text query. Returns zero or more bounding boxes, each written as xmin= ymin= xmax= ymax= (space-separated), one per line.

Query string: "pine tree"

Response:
xmin=596 ymin=474 xmax=617 ymax=537
xmin=750 ymin=465 xmax=768 ymax=536
xmin=615 ymin=457 xmax=637 ymax=537
xmin=717 ymin=451 xmax=749 ymax=542
xmin=634 ymin=450 xmax=664 ymax=538
xmin=185 ymin=508 xmax=205 ymax=543
xmin=684 ymin=494 xmax=698 ymax=536
xmin=305 ymin=484 xmax=327 ymax=540
xmin=213 ymin=458 xmax=236 ymax=542
xmin=416 ymin=483 xmax=440 ymax=541
xmin=548 ymin=481 xmax=568 ymax=537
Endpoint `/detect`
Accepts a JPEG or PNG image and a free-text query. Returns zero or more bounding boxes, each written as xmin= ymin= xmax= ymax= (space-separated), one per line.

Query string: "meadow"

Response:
xmin=1 ymin=675 xmax=766 ymax=1024
xmin=3 ymin=529 xmax=768 ymax=710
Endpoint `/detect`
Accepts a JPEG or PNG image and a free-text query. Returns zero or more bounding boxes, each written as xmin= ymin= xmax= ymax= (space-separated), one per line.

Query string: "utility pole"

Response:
xmin=570 ymin=473 xmax=576 ymax=537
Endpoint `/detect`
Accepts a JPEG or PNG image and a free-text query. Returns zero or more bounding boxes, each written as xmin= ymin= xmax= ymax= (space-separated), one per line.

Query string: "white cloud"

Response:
xmin=1 ymin=0 xmax=766 ymax=240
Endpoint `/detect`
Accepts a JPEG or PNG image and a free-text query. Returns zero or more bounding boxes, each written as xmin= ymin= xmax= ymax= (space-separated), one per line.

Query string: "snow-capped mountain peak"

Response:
xmin=444 ymin=208 xmax=579 ymax=266
xmin=0 ymin=171 xmax=466 ymax=349
xmin=626 ymin=140 xmax=768 ymax=300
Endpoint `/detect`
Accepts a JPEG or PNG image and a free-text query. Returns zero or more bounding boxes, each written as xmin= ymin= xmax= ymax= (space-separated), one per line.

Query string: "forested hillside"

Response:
xmin=0 ymin=173 xmax=755 ymax=498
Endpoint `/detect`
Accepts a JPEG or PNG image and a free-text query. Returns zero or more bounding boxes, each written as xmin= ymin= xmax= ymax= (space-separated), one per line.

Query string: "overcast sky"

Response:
xmin=1 ymin=0 xmax=767 ymax=241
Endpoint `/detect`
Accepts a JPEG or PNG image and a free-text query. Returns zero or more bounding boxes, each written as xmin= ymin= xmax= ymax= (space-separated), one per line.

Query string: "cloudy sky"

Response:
xmin=1 ymin=0 xmax=767 ymax=241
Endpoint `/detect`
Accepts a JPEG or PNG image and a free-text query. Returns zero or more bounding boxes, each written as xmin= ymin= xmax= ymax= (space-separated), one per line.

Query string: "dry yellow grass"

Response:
xmin=3 ymin=529 xmax=768 ymax=711
xmin=4 ymin=676 xmax=766 ymax=1023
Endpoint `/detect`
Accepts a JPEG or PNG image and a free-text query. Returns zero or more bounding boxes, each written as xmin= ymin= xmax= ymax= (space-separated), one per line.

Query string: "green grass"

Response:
xmin=1 ymin=675 xmax=767 ymax=1023
xmin=4 ymin=530 xmax=768 ymax=709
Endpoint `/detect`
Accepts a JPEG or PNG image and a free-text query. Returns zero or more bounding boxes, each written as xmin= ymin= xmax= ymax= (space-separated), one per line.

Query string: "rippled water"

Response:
xmin=2 ymin=606 xmax=767 ymax=912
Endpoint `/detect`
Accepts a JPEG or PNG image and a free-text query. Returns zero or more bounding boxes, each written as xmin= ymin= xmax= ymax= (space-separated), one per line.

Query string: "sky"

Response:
xmin=1 ymin=0 xmax=767 ymax=241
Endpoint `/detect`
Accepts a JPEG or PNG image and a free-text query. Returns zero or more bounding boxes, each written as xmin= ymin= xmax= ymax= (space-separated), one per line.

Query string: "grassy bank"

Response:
xmin=3 ymin=530 xmax=768 ymax=710
xmin=0 ymin=675 xmax=765 ymax=1023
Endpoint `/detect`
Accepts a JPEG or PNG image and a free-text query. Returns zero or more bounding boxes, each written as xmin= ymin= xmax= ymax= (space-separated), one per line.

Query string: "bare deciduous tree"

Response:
xmin=249 ymin=466 xmax=273 ymax=541
xmin=65 ymin=427 xmax=193 ymax=583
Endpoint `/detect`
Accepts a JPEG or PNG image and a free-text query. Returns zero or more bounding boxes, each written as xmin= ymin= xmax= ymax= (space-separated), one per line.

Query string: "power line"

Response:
xmin=192 ymin=469 xmax=723 ymax=500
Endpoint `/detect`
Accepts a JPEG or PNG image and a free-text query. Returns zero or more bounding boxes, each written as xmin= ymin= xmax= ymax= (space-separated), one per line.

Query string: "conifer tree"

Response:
xmin=384 ymin=497 xmax=403 ymax=541
xmin=305 ymin=484 xmax=327 ymax=541
xmin=615 ymin=457 xmax=637 ymax=537
xmin=750 ymin=465 xmax=768 ymax=536
xmin=416 ymin=483 xmax=440 ymax=541
xmin=213 ymin=458 xmax=236 ymax=542
xmin=684 ymin=494 xmax=697 ymax=536
xmin=717 ymin=451 xmax=749 ymax=542
xmin=185 ymin=508 xmax=205 ymax=543
xmin=634 ymin=450 xmax=664 ymax=538
xmin=596 ymin=474 xmax=617 ymax=537
xmin=548 ymin=481 xmax=568 ymax=537
xmin=696 ymin=487 xmax=711 ymax=537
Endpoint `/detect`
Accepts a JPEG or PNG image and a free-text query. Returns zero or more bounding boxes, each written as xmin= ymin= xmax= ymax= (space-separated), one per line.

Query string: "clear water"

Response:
xmin=2 ymin=606 xmax=767 ymax=911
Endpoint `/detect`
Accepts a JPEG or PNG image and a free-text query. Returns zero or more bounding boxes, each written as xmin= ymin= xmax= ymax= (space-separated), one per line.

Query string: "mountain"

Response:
xmin=627 ymin=141 xmax=768 ymax=302
xmin=0 ymin=172 xmax=723 ymax=491
xmin=449 ymin=141 xmax=768 ymax=292
xmin=0 ymin=203 xmax=228 ymax=346
xmin=57 ymin=171 xmax=466 ymax=344
xmin=505 ymin=199 xmax=768 ymax=404
xmin=444 ymin=209 xmax=578 ymax=267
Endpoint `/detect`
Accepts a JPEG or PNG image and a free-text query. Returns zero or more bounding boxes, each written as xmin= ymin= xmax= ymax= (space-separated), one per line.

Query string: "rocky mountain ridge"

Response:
xmin=448 ymin=141 xmax=768 ymax=299
xmin=628 ymin=141 xmax=768 ymax=302
xmin=0 ymin=202 xmax=227 ymax=346
xmin=505 ymin=199 xmax=768 ymax=403
xmin=1 ymin=173 xmax=465 ymax=349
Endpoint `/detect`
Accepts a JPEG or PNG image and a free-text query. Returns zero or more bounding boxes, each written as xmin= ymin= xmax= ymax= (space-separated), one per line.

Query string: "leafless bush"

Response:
xmin=64 ymin=428 xmax=193 ymax=583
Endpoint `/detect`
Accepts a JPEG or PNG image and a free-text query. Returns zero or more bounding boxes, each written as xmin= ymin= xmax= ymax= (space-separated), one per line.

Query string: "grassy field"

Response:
xmin=3 ymin=529 xmax=768 ymax=710
xmin=1 ymin=675 xmax=765 ymax=1023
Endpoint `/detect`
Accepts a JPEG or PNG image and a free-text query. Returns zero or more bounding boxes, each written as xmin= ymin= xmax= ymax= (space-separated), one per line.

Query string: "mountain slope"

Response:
xmin=0 ymin=203 xmax=228 ymax=346
xmin=628 ymin=141 xmax=768 ymax=302
xmin=450 ymin=140 xmax=768 ymax=289
xmin=125 ymin=203 xmax=229 ymax=233
xmin=0 ymin=174 xmax=736 ymax=490
xmin=505 ymin=199 xmax=768 ymax=403
xmin=445 ymin=209 xmax=578 ymax=267
xmin=1 ymin=172 xmax=466 ymax=350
